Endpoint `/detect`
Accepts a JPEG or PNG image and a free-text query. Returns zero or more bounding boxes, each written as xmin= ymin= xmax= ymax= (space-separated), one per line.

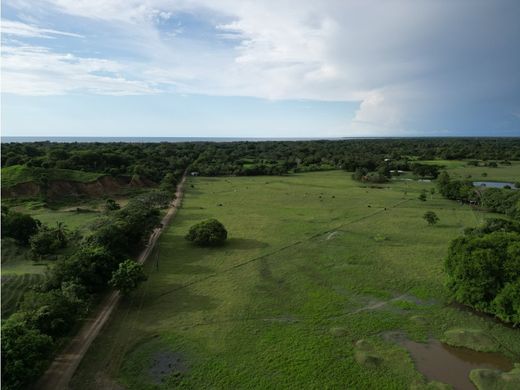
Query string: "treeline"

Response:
xmin=437 ymin=171 xmax=520 ymax=218
xmin=1 ymin=197 xmax=162 ymax=389
xmin=2 ymin=138 xmax=520 ymax=183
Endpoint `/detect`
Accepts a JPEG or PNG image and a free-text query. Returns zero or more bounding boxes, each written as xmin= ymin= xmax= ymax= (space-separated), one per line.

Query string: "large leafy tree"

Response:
xmin=1 ymin=209 xmax=40 ymax=245
xmin=445 ymin=224 xmax=520 ymax=325
xmin=109 ymin=259 xmax=147 ymax=295
xmin=185 ymin=219 xmax=228 ymax=246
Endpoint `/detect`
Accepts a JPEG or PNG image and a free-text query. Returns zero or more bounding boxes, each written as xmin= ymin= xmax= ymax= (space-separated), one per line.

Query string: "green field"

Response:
xmin=421 ymin=160 xmax=520 ymax=182
xmin=1 ymin=165 xmax=103 ymax=188
xmin=71 ymin=171 xmax=520 ymax=389
xmin=1 ymin=273 xmax=45 ymax=318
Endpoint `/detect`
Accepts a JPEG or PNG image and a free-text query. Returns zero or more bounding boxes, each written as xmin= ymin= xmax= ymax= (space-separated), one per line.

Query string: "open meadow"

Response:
xmin=70 ymin=170 xmax=520 ymax=389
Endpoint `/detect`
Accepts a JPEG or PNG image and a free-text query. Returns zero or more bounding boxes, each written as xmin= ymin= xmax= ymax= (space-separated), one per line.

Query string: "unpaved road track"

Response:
xmin=35 ymin=175 xmax=187 ymax=390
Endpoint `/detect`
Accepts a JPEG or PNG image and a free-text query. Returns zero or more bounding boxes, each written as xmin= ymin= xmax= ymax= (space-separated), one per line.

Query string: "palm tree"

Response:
xmin=54 ymin=221 xmax=68 ymax=247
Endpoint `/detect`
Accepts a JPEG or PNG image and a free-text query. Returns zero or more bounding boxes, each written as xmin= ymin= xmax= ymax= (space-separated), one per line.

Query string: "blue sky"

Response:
xmin=1 ymin=1 xmax=519 ymax=137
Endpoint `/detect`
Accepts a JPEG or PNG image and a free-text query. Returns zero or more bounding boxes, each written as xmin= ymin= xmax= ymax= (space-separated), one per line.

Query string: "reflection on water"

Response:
xmin=384 ymin=332 xmax=513 ymax=390
xmin=473 ymin=181 xmax=517 ymax=189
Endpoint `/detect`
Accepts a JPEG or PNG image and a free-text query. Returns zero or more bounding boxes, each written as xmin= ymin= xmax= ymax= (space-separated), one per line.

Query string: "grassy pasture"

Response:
xmin=421 ymin=160 xmax=520 ymax=182
xmin=1 ymin=273 xmax=44 ymax=318
xmin=71 ymin=171 xmax=520 ymax=389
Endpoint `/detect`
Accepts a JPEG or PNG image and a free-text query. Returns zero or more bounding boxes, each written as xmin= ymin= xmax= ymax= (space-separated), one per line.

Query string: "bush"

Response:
xmin=185 ymin=219 xmax=228 ymax=246
xmin=423 ymin=211 xmax=439 ymax=225
xmin=104 ymin=198 xmax=120 ymax=211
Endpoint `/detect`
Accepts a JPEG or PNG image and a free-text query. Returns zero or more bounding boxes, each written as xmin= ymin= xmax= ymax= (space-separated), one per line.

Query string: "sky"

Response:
xmin=1 ymin=0 xmax=519 ymax=138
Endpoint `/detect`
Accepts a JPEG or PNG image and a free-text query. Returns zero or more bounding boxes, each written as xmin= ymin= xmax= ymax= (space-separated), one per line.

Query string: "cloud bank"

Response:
xmin=2 ymin=0 xmax=519 ymax=135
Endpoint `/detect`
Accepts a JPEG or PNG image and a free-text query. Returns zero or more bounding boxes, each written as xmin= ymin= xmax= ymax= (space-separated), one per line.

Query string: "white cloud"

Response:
xmin=2 ymin=0 xmax=519 ymax=134
xmin=1 ymin=19 xmax=83 ymax=38
xmin=1 ymin=45 xmax=156 ymax=95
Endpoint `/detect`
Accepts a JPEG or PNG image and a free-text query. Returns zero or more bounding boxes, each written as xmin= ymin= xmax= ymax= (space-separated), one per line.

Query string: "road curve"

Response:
xmin=35 ymin=174 xmax=187 ymax=390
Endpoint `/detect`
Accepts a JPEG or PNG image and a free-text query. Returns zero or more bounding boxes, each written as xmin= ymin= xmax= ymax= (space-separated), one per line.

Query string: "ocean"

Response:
xmin=1 ymin=136 xmax=347 ymax=143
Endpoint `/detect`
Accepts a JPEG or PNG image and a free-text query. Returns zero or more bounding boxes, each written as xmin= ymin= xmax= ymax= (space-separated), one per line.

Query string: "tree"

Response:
xmin=109 ymin=259 xmax=147 ymax=295
xmin=160 ymin=172 xmax=178 ymax=192
xmin=104 ymin=198 xmax=121 ymax=211
xmin=1 ymin=313 xmax=54 ymax=390
xmin=418 ymin=191 xmax=427 ymax=201
xmin=20 ymin=287 xmax=87 ymax=337
xmin=423 ymin=211 xmax=439 ymax=225
xmin=47 ymin=244 xmax=119 ymax=293
xmin=54 ymin=222 xmax=68 ymax=247
xmin=444 ymin=231 xmax=520 ymax=324
xmin=29 ymin=223 xmax=68 ymax=258
xmin=185 ymin=219 xmax=228 ymax=246
xmin=30 ymin=228 xmax=61 ymax=258
xmin=1 ymin=209 xmax=40 ymax=245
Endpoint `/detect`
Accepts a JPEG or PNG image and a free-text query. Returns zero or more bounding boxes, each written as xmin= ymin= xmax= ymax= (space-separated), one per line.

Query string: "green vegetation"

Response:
xmin=442 ymin=329 xmax=499 ymax=352
xmin=185 ymin=219 xmax=228 ymax=246
xmin=71 ymin=171 xmax=520 ymax=389
xmin=423 ymin=211 xmax=439 ymax=225
xmin=3 ymin=138 xmax=520 ymax=182
xmin=1 ymin=196 xmax=164 ymax=389
xmin=1 ymin=314 xmax=54 ymax=390
xmin=445 ymin=220 xmax=520 ymax=325
xmin=1 ymin=165 xmax=102 ymax=188
xmin=110 ymin=260 xmax=147 ymax=295
xmin=1 ymin=274 xmax=45 ymax=318
xmin=470 ymin=364 xmax=520 ymax=390
xmin=1 ymin=208 xmax=40 ymax=245
xmin=2 ymin=139 xmax=520 ymax=388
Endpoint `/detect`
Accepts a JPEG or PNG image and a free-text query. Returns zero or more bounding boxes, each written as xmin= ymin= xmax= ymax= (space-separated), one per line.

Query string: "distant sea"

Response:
xmin=1 ymin=136 xmax=349 ymax=143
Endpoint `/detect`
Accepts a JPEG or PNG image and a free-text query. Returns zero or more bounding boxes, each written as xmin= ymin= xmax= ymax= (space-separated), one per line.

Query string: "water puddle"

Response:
xmin=384 ymin=332 xmax=513 ymax=390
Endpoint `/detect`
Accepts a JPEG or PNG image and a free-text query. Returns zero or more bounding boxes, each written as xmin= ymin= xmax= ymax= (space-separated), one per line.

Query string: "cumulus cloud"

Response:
xmin=1 ymin=45 xmax=156 ymax=95
xmin=2 ymin=0 xmax=519 ymax=134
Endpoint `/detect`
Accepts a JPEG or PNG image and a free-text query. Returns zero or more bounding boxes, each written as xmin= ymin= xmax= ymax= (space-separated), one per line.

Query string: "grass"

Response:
xmin=421 ymin=160 xmax=520 ymax=182
xmin=470 ymin=364 xmax=520 ymax=390
xmin=442 ymin=329 xmax=499 ymax=352
xmin=1 ymin=165 xmax=103 ymax=188
xmin=1 ymin=238 xmax=49 ymax=318
xmin=1 ymin=273 xmax=44 ymax=318
xmin=71 ymin=170 xmax=520 ymax=389
xmin=20 ymin=207 xmax=101 ymax=230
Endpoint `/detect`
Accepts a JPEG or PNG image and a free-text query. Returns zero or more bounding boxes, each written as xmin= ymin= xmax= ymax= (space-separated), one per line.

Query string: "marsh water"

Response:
xmin=473 ymin=181 xmax=516 ymax=189
xmin=384 ymin=332 xmax=513 ymax=390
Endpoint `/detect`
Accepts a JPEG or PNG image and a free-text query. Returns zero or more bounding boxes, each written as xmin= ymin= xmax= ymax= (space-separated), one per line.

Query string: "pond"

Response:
xmin=384 ymin=332 xmax=513 ymax=390
xmin=473 ymin=181 xmax=517 ymax=189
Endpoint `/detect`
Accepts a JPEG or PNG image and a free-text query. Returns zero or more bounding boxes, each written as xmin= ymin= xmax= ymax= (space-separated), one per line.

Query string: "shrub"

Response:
xmin=185 ymin=219 xmax=228 ymax=246
xmin=423 ymin=211 xmax=439 ymax=225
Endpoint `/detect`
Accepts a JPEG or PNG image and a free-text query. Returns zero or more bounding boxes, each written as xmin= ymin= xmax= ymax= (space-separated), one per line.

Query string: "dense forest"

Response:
xmin=3 ymin=138 xmax=520 ymax=181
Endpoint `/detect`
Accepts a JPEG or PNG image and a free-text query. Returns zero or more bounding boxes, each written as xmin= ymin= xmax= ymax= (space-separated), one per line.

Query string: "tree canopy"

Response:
xmin=445 ymin=219 xmax=520 ymax=325
xmin=185 ymin=219 xmax=228 ymax=246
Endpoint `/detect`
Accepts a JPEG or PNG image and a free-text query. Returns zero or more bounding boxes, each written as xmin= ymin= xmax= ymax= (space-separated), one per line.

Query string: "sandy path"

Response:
xmin=35 ymin=174 xmax=187 ymax=390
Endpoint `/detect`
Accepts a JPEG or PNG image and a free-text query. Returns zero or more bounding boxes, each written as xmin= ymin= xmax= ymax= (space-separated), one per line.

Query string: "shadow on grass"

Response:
xmin=147 ymin=284 xmax=218 ymax=314
xmin=226 ymin=238 xmax=269 ymax=250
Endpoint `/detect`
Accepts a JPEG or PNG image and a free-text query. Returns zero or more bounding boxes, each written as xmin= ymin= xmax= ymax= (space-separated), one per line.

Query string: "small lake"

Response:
xmin=384 ymin=332 xmax=513 ymax=390
xmin=473 ymin=181 xmax=517 ymax=189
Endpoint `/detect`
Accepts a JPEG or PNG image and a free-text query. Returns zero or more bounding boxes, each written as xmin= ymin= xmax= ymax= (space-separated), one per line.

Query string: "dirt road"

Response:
xmin=36 ymin=174 xmax=187 ymax=390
